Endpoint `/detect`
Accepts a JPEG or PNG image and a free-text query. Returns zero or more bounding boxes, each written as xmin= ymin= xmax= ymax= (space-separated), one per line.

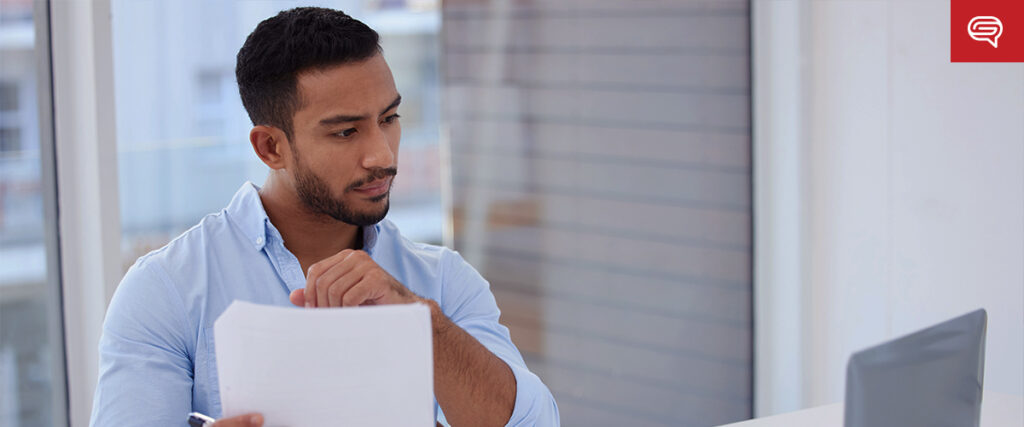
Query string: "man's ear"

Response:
xmin=250 ymin=125 xmax=290 ymax=170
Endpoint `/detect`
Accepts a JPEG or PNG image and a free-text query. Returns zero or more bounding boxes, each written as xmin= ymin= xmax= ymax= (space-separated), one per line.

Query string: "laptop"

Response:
xmin=844 ymin=309 xmax=987 ymax=427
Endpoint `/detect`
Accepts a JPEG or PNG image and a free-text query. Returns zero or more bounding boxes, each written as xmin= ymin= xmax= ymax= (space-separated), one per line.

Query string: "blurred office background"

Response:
xmin=444 ymin=1 xmax=752 ymax=424
xmin=0 ymin=0 xmax=1021 ymax=426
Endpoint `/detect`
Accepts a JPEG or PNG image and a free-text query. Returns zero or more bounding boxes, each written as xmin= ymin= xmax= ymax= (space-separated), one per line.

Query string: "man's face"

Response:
xmin=287 ymin=54 xmax=401 ymax=226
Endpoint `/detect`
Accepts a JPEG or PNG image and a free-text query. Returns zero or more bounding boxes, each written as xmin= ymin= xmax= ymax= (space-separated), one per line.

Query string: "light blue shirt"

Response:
xmin=90 ymin=182 xmax=558 ymax=426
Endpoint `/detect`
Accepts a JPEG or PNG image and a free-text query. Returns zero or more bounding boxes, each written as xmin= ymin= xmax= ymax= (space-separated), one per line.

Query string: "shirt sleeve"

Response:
xmin=440 ymin=249 xmax=560 ymax=427
xmin=90 ymin=260 xmax=195 ymax=427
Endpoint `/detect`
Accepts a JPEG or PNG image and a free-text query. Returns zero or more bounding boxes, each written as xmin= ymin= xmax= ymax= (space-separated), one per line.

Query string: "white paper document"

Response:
xmin=214 ymin=301 xmax=434 ymax=426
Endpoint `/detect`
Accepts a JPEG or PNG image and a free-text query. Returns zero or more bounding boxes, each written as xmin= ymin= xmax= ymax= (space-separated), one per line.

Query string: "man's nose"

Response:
xmin=360 ymin=127 xmax=396 ymax=169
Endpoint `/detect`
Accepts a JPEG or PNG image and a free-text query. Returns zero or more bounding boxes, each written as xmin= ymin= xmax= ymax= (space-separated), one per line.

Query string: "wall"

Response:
xmin=755 ymin=0 xmax=1024 ymax=416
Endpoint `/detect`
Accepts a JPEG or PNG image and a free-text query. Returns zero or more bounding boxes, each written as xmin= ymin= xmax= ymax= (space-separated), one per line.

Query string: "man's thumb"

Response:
xmin=289 ymin=288 xmax=306 ymax=307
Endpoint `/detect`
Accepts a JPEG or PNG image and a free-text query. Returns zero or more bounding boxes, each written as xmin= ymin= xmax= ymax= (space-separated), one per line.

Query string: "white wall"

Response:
xmin=755 ymin=0 xmax=1024 ymax=416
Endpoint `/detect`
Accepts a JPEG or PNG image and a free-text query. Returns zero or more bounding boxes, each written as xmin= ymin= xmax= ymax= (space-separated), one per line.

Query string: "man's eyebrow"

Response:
xmin=317 ymin=94 xmax=402 ymax=127
xmin=380 ymin=94 xmax=402 ymax=116
xmin=318 ymin=114 xmax=367 ymax=126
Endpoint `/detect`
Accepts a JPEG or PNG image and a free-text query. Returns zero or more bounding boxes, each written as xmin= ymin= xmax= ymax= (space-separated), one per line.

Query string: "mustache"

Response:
xmin=346 ymin=167 xmax=398 ymax=191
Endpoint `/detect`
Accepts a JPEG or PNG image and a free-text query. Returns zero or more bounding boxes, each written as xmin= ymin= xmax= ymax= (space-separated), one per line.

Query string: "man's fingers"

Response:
xmin=304 ymin=249 xmax=355 ymax=307
xmin=341 ymin=279 xmax=377 ymax=307
xmin=304 ymin=263 xmax=322 ymax=308
xmin=312 ymin=251 xmax=363 ymax=289
xmin=212 ymin=413 xmax=263 ymax=427
xmin=289 ymin=288 xmax=305 ymax=307
xmin=313 ymin=250 xmax=365 ymax=308
xmin=302 ymin=250 xmax=411 ymax=308
xmin=327 ymin=264 xmax=372 ymax=307
xmin=316 ymin=253 xmax=364 ymax=307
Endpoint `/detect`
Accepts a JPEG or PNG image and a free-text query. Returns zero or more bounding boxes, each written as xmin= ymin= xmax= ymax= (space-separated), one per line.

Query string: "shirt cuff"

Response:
xmin=504 ymin=360 xmax=560 ymax=426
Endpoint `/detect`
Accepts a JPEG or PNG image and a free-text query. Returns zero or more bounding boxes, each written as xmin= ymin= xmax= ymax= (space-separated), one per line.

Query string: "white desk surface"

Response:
xmin=718 ymin=391 xmax=1023 ymax=427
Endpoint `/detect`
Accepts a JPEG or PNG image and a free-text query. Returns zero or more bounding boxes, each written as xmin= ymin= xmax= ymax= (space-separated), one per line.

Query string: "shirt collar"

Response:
xmin=225 ymin=181 xmax=381 ymax=253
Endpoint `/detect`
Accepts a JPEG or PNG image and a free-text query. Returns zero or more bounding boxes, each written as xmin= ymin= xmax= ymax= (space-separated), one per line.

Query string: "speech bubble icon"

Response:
xmin=968 ymin=16 xmax=1003 ymax=48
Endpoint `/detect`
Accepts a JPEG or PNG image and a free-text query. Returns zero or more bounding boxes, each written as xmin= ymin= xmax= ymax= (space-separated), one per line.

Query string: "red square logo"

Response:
xmin=951 ymin=0 xmax=1024 ymax=62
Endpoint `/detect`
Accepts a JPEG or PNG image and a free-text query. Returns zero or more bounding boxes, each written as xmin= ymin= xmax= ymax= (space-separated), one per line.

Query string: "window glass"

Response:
xmin=0 ymin=1 xmax=68 ymax=425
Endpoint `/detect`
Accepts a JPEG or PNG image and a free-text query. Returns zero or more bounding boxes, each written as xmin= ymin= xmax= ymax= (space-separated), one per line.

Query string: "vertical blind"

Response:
xmin=443 ymin=0 xmax=752 ymax=425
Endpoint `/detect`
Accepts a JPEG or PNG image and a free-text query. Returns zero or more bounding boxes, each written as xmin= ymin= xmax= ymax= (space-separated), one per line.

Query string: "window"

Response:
xmin=0 ymin=127 xmax=21 ymax=153
xmin=0 ymin=82 xmax=18 ymax=111
xmin=111 ymin=0 xmax=443 ymax=269
xmin=0 ymin=1 xmax=69 ymax=425
xmin=0 ymin=82 xmax=24 ymax=154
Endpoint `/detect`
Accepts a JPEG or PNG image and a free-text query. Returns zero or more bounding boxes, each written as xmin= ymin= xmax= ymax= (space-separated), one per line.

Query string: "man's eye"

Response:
xmin=336 ymin=128 xmax=357 ymax=137
xmin=383 ymin=114 xmax=401 ymax=124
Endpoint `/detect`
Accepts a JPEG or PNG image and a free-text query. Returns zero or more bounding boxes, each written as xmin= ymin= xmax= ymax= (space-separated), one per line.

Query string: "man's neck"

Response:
xmin=258 ymin=175 xmax=361 ymax=274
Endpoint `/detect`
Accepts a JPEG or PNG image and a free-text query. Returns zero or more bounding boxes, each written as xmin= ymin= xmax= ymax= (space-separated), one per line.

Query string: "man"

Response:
xmin=90 ymin=7 xmax=558 ymax=427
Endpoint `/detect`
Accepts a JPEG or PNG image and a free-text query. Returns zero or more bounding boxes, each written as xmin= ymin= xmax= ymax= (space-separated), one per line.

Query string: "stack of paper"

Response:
xmin=214 ymin=301 xmax=434 ymax=426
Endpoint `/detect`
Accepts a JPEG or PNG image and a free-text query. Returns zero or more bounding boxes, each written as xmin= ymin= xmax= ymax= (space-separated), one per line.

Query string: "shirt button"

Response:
xmin=256 ymin=237 xmax=264 ymax=245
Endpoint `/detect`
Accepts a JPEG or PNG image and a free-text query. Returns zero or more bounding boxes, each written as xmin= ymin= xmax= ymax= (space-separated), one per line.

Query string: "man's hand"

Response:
xmin=290 ymin=249 xmax=421 ymax=308
xmin=212 ymin=413 xmax=263 ymax=426
xmin=289 ymin=250 xmax=517 ymax=425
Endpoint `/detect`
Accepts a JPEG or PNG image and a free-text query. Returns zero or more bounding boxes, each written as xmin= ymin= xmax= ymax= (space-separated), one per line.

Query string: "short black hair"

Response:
xmin=236 ymin=7 xmax=381 ymax=139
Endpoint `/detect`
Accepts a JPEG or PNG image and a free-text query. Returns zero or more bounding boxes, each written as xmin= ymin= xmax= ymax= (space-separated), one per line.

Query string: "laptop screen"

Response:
xmin=844 ymin=309 xmax=987 ymax=427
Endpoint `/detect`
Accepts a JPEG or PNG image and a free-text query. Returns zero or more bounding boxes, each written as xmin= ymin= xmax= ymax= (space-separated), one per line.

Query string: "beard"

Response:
xmin=293 ymin=159 xmax=397 ymax=227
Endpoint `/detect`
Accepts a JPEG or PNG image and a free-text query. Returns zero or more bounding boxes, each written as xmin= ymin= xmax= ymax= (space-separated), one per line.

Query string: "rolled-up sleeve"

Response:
xmin=90 ymin=260 xmax=195 ymax=426
xmin=441 ymin=250 xmax=560 ymax=426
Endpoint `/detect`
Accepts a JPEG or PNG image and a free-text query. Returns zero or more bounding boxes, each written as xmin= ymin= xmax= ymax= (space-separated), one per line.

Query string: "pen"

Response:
xmin=188 ymin=412 xmax=217 ymax=427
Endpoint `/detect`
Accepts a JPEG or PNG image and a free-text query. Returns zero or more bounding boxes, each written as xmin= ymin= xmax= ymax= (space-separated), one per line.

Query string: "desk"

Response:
xmin=718 ymin=391 xmax=1023 ymax=427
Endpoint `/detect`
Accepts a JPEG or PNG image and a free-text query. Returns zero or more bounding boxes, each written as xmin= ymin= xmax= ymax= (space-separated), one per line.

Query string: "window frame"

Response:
xmin=47 ymin=0 xmax=122 ymax=425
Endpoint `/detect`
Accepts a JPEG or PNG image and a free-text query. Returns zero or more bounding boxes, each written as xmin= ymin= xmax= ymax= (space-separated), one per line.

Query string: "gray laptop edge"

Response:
xmin=844 ymin=308 xmax=987 ymax=427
